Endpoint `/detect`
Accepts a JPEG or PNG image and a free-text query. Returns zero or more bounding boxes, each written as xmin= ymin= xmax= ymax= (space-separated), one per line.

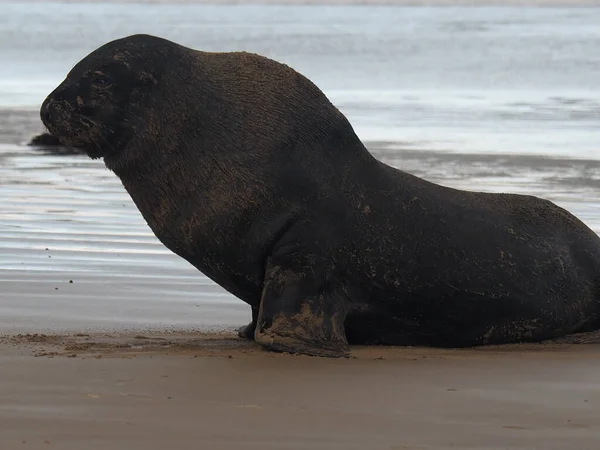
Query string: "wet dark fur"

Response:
xmin=40 ymin=34 xmax=600 ymax=357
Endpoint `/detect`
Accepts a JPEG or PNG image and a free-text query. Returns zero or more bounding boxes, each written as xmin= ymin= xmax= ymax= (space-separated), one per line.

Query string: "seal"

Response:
xmin=40 ymin=34 xmax=600 ymax=357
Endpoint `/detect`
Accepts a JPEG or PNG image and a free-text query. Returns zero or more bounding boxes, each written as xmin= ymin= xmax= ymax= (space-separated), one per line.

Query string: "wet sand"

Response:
xmin=1 ymin=332 xmax=600 ymax=450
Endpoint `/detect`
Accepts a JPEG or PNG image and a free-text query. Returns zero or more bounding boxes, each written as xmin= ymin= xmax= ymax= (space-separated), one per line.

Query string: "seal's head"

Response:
xmin=40 ymin=34 xmax=168 ymax=159
xmin=41 ymin=33 xmax=367 ymax=177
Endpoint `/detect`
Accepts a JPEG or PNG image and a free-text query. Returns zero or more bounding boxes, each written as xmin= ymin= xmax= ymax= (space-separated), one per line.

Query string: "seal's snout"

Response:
xmin=40 ymin=97 xmax=71 ymax=131
xmin=40 ymin=99 xmax=54 ymax=125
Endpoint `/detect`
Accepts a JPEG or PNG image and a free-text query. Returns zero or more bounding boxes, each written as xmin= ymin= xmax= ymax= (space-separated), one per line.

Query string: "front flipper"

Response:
xmin=254 ymin=262 xmax=349 ymax=358
xmin=237 ymin=306 xmax=259 ymax=340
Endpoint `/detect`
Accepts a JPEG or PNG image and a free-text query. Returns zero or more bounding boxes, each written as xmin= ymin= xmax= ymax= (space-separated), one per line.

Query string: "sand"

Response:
xmin=1 ymin=332 xmax=599 ymax=450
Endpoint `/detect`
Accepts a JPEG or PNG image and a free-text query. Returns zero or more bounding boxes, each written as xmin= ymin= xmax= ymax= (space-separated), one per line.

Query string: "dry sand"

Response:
xmin=1 ymin=331 xmax=600 ymax=450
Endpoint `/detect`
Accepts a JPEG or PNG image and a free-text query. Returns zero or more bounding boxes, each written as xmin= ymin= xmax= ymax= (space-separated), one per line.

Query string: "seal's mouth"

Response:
xmin=40 ymin=96 xmax=103 ymax=158
xmin=40 ymin=98 xmax=76 ymax=143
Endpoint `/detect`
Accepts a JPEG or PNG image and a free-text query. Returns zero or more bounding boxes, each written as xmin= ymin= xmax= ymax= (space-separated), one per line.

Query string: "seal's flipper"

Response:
xmin=237 ymin=306 xmax=259 ymax=340
xmin=254 ymin=263 xmax=349 ymax=358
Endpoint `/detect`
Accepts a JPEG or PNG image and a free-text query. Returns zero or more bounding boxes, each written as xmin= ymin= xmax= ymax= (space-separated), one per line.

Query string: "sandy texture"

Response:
xmin=1 ymin=332 xmax=600 ymax=450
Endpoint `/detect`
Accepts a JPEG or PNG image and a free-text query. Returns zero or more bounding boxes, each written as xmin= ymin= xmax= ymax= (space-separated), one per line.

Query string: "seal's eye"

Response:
xmin=91 ymin=72 xmax=111 ymax=87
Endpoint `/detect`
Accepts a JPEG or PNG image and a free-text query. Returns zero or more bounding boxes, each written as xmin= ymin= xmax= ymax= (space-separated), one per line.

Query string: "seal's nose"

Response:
xmin=40 ymin=99 xmax=54 ymax=125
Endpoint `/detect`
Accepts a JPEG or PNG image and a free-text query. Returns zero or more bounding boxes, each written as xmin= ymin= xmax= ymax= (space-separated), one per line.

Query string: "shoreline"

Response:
xmin=3 ymin=328 xmax=600 ymax=354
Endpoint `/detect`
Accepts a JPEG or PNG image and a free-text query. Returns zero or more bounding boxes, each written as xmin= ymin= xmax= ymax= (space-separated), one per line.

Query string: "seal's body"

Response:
xmin=41 ymin=34 xmax=600 ymax=357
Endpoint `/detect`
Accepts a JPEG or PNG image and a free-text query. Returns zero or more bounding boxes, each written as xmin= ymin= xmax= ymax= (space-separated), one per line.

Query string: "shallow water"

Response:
xmin=3 ymin=2 xmax=600 ymax=156
xmin=0 ymin=2 xmax=599 ymax=333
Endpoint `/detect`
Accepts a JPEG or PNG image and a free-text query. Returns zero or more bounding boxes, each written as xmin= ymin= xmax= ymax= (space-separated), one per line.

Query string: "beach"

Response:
xmin=1 ymin=1 xmax=600 ymax=448
xmin=1 ymin=333 xmax=600 ymax=450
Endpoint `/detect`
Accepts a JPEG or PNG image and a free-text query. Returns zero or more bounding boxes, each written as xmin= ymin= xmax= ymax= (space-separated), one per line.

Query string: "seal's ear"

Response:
xmin=136 ymin=71 xmax=158 ymax=85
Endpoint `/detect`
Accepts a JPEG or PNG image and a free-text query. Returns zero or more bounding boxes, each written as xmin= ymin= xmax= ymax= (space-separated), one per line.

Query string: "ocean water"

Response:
xmin=0 ymin=1 xmax=599 ymax=333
